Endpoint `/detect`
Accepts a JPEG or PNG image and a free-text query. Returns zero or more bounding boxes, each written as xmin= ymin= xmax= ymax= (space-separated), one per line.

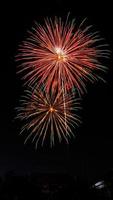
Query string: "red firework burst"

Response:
xmin=16 ymin=16 xmax=109 ymax=95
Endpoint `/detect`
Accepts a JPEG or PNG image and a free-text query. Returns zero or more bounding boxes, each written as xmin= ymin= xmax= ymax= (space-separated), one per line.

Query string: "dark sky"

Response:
xmin=1 ymin=0 xmax=113 ymax=183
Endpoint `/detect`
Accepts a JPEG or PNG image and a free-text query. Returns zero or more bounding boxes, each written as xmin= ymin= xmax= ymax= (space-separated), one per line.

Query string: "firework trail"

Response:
xmin=16 ymin=87 xmax=81 ymax=148
xmin=16 ymin=16 xmax=109 ymax=95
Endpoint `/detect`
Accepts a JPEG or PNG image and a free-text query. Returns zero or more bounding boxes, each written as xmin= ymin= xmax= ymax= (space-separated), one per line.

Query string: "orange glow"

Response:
xmin=49 ymin=107 xmax=56 ymax=112
xmin=55 ymin=47 xmax=66 ymax=62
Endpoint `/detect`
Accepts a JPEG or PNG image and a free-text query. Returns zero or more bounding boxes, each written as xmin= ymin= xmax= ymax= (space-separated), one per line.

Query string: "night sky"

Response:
xmin=1 ymin=1 xmax=113 ymax=183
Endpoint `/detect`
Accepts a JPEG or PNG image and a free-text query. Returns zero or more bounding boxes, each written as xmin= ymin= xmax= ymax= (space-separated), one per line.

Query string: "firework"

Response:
xmin=16 ymin=87 xmax=81 ymax=148
xmin=15 ymin=15 xmax=110 ymax=148
xmin=16 ymin=16 xmax=109 ymax=95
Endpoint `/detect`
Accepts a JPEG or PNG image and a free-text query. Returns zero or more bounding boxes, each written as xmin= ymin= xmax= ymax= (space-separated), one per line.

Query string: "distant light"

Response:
xmin=93 ymin=181 xmax=105 ymax=189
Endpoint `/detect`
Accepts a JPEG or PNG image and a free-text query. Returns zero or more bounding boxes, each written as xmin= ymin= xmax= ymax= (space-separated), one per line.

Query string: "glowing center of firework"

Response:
xmin=49 ymin=107 xmax=56 ymax=113
xmin=55 ymin=47 xmax=66 ymax=62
